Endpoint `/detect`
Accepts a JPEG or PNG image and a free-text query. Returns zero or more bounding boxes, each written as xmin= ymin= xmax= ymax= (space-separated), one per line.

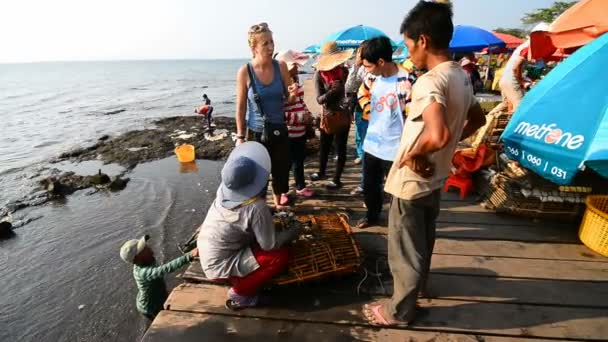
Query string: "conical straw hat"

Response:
xmin=314 ymin=41 xmax=354 ymax=71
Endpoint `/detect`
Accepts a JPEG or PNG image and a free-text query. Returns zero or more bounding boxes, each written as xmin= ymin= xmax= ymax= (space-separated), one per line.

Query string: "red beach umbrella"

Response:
xmin=492 ymin=32 xmax=524 ymax=49
xmin=530 ymin=0 xmax=608 ymax=59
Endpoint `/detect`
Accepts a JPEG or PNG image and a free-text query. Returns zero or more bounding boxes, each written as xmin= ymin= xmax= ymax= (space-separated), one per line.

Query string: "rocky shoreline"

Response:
xmin=55 ymin=116 xmax=239 ymax=168
xmin=1 ymin=115 xmax=320 ymax=226
xmin=52 ymin=115 xmax=319 ymax=172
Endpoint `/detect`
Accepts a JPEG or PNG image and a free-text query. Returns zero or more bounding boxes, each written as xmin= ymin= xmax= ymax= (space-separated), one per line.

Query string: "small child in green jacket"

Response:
xmin=120 ymin=235 xmax=198 ymax=320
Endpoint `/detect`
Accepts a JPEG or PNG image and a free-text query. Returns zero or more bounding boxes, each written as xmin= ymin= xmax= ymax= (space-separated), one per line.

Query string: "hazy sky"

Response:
xmin=0 ymin=0 xmax=558 ymax=63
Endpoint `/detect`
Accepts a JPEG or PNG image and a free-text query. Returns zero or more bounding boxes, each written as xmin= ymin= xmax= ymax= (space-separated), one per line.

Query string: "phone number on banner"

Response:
xmin=505 ymin=146 xmax=568 ymax=181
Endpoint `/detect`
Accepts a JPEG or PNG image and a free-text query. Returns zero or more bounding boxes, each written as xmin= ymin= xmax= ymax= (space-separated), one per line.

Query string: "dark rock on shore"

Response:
xmin=56 ymin=116 xmax=321 ymax=169
xmin=0 ymin=214 xmax=43 ymax=234
xmin=108 ymin=176 xmax=129 ymax=191
xmin=1 ymin=192 xmax=50 ymax=222
xmin=6 ymin=201 xmax=28 ymax=213
xmin=0 ymin=169 xmax=132 ymax=220
xmin=89 ymin=170 xmax=111 ymax=185
xmin=0 ymin=221 xmax=12 ymax=231
xmin=12 ymin=215 xmax=43 ymax=228
xmin=0 ymin=221 xmax=13 ymax=238
xmin=57 ymin=116 xmax=238 ymax=168
xmin=42 ymin=172 xmax=92 ymax=197
xmin=104 ymin=109 xmax=127 ymax=115
xmin=40 ymin=170 xmax=130 ymax=196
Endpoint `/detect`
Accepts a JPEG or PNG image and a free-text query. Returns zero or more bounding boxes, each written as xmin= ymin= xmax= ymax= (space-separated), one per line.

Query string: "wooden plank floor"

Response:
xmin=143 ymin=83 xmax=608 ymax=341
xmin=143 ymin=310 xmax=544 ymax=342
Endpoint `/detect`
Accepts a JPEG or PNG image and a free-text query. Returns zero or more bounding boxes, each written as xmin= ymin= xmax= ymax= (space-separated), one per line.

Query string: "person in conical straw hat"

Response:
xmin=315 ymin=41 xmax=354 ymax=71
xmin=310 ymin=41 xmax=354 ymax=191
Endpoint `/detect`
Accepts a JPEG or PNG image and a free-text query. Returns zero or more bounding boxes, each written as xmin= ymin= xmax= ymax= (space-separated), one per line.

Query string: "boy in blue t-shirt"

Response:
xmin=356 ymin=36 xmax=413 ymax=229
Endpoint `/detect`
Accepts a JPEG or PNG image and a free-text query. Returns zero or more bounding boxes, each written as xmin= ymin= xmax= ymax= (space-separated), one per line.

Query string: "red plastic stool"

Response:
xmin=443 ymin=174 xmax=473 ymax=200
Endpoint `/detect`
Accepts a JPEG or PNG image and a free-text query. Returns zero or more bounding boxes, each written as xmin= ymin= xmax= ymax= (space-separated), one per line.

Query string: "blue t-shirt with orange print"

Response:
xmin=363 ymin=68 xmax=412 ymax=162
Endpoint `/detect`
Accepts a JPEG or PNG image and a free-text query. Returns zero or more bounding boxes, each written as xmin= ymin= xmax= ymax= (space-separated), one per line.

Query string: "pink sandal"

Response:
xmin=296 ymin=187 xmax=315 ymax=197
xmin=362 ymin=303 xmax=397 ymax=326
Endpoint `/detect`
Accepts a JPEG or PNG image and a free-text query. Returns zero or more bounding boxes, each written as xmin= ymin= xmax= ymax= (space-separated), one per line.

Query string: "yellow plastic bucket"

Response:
xmin=174 ymin=144 xmax=195 ymax=163
xmin=579 ymin=195 xmax=608 ymax=257
xmin=179 ymin=161 xmax=199 ymax=173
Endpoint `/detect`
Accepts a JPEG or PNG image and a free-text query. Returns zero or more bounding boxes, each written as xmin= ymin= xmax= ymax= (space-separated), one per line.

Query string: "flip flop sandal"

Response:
xmin=225 ymin=299 xmax=257 ymax=311
xmin=362 ymin=303 xmax=397 ymax=326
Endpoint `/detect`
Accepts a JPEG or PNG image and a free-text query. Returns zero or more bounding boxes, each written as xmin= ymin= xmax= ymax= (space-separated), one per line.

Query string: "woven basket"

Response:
xmin=273 ymin=213 xmax=362 ymax=285
xmin=579 ymin=196 xmax=608 ymax=257
xmin=483 ymin=111 xmax=513 ymax=148
xmin=466 ymin=111 xmax=513 ymax=149
xmin=484 ymin=174 xmax=587 ymax=221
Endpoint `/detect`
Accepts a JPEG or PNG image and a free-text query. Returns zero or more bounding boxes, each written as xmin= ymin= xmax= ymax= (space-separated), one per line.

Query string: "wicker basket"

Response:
xmin=464 ymin=111 xmax=513 ymax=149
xmin=273 ymin=213 xmax=362 ymax=285
xmin=483 ymin=173 xmax=587 ymax=221
xmin=579 ymin=196 xmax=608 ymax=257
xmin=482 ymin=111 xmax=513 ymax=148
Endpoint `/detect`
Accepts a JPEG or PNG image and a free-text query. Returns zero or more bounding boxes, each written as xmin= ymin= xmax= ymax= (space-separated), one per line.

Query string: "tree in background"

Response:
xmin=493 ymin=28 xmax=528 ymax=38
xmin=521 ymin=1 xmax=577 ymax=25
xmin=493 ymin=2 xmax=577 ymax=40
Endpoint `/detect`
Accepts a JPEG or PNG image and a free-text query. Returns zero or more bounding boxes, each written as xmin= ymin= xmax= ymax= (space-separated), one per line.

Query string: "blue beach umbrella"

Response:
xmin=449 ymin=25 xmax=506 ymax=52
xmin=393 ymin=40 xmax=409 ymax=62
xmin=320 ymin=25 xmax=397 ymax=50
xmin=501 ymin=33 xmax=608 ymax=185
xmin=303 ymin=44 xmax=319 ymax=54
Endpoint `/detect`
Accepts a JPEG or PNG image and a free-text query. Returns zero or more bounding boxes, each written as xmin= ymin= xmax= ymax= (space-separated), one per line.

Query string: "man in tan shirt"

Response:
xmin=363 ymin=1 xmax=486 ymax=325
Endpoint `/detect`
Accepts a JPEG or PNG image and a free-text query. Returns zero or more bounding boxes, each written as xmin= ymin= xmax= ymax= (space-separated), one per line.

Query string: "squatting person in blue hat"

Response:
xmin=197 ymin=141 xmax=302 ymax=309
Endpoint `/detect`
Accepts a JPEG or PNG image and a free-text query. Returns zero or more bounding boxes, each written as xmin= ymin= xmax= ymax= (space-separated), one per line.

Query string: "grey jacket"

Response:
xmin=197 ymin=191 xmax=299 ymax=279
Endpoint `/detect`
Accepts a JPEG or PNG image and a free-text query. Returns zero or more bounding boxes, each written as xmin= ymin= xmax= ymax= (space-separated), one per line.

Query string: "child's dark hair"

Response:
xmin=361 ymin=36 xmax=393 ymax=64
xmin=400 ymin=1 xmax=454 ymax=50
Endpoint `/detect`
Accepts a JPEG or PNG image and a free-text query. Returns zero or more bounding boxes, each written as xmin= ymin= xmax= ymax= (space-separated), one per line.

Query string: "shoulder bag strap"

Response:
xmin=246 ymin=63 xmax=266 ymax=120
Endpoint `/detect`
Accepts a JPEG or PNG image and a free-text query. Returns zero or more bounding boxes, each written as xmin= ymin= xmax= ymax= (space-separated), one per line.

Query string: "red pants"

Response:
xmin=197 ymin=105 xmax=210 ymax=115
xmin=229 ymin=246 xmax=289 ymax=296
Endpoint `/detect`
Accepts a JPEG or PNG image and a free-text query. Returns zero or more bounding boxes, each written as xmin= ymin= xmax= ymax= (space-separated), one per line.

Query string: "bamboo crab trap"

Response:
xmin=272 ymin=213 xmax=362 ymax=286
xmin=480 ymin=154 xmax=594 ymax=221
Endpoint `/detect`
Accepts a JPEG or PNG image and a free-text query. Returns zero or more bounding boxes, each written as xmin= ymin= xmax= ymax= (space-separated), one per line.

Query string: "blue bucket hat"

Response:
xmin=219 ymin=141 xmax=271 ymax=209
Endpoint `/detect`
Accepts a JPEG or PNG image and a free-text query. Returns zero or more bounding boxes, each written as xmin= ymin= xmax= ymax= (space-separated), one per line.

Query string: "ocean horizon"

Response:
xmin=0 ymin=57 xmax=251 ymax=65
